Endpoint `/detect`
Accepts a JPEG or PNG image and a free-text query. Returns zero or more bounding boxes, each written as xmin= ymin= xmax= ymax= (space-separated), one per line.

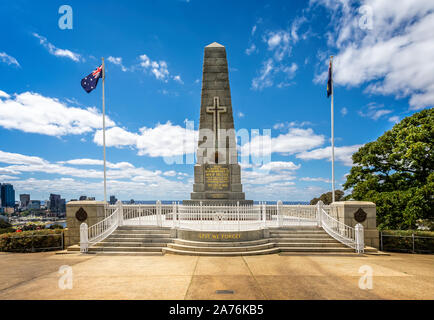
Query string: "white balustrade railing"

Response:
xmin=79 ymin=200 xmax=364 ymax=253
xmin=317 ymin=201 xmax=364 ymax=253
xmin=80 ymin=202 xmax=121 ymax=253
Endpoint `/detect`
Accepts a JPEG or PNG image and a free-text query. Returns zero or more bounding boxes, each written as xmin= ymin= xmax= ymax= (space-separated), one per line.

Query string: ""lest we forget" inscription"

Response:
xmin=205 ymin=164 xmax=230 ymax=191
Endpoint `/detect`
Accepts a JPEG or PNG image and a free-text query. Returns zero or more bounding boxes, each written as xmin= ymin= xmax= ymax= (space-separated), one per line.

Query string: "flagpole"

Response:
xmin=330 ymin=55 xmax=335 ymax=203
xmin=102 ymin=57 xmax=107 ymax=205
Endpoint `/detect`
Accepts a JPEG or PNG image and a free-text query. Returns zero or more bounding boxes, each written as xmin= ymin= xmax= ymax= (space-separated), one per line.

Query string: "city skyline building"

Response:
xmin=0 ymin=184 xmax=15 ymax=208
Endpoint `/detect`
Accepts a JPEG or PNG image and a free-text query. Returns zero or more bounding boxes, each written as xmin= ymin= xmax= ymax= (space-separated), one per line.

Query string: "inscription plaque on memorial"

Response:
xmin=205 ymin=164 xmax=230 ymax=191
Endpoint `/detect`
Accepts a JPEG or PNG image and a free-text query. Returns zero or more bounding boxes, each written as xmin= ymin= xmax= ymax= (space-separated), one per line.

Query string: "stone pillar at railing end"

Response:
xmin=116 ymin=200 xmax=123 ymax=226
xmin=65 ymin=200 xmax=106 ymax=248
xmin=79 ymin=222 xmax=88 ymax=253
xmin=330 ymin=201 xmax=379 ymax=249
xmin=317 ymin=200 xmax=324 ymax=227
xmin=277 ymin=200 xmax=283 ymax=227
xmin=355 ymin=223 xmax=365 ymax=253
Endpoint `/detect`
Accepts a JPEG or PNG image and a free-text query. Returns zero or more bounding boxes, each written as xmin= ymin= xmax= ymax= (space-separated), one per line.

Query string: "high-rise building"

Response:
xmin=28 ymin=200 xmax=41 ymax=210
xmin=49 ymin=194 xmax=66 ymax=214
xmin=20 ymin=194 xmax=30 ymax=208
xmin=109 ymin=195 xmax=117 ymax=205
xmin=0 ymin=184 xmax=15 ymax=208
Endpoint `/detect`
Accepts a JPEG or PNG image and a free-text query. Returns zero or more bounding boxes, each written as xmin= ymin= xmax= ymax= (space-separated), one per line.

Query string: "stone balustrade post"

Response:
xmin=317 ymin=200 xmax=323 ymax=228
xmin=79 ymin=222 xmax=88 ymax=253
xmin=116 ymin=200 xmax=123 ymax=226
xmin=277 ymin=200 xmax=283 ymax=227
xmin=330 ymin=201 xmax=379 ymax=249
xmin=355 ymin=223 xmax=365 ymax=253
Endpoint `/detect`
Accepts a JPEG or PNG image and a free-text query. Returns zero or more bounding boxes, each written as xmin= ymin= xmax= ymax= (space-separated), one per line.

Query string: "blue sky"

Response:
xmin=0 ymin=0 xmax=432 ymax=202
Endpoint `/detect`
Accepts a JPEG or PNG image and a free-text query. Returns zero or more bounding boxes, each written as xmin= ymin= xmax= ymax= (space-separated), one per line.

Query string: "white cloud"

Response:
xmin=314 ymin=0 xmax=434 ymax=110
xmin=252 ymin=58 xmax=274 ymax=90
xmin=0 ymin=90 xmax=11 ymax=99
xmin=0 ymin=149 xmax=192 ymax=200
xmin=107 ymin=56 xmax=127 ymax=72
xmin=94 ymin=121 xmax=198 ymax=158
xmin=139 ymin=54 xmax=170 ymax=81
xmin=388 ymin=115 xmax=400 ymax=123
xmin=237 ymin=111 xmax=245 ymax=118
xmin=245 ymin=43 xmax=257 ymax=55
xmin=173 ymin=75 xmax=184 ymax=84
xmin=242 ymin=127 xmax=324 ymax=157
xmin=33 ymin=33 xmax=81 ymax=62
xmin=341 ymin=107 xmax=348 ymax=116
xmin=0 ymin=52 xmax=20 ymax=67
xmin=296 ymin=144 xmax=363 ymax=166
xmin=59 ymin=158 xmax=135 ymax=169
xmin=0 ymin=90 xmax=115 ymax=136
xmin=259 ymin=161 xmax=300 ymax=172
xmin=358 ymin=103 xmax=392 ymax=120
xmin=93 ymin=126 xmax=137 ymax=148
xmin=251 ymin=25 xmax=257 ymax=36
xmin=300 ymin=177 xmax=331 ymax=183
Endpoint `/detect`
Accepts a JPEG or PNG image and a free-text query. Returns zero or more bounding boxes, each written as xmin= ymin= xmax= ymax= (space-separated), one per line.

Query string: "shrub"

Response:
xmin=48 ymin=224 xmax=64 ymax=230
xmin=0 ymin=229 xmax=63 ymax=252
xmin=381 ymin=230 xmax=434 ymax=254
xmin=0 ymin=219 xmax=12 ymax=229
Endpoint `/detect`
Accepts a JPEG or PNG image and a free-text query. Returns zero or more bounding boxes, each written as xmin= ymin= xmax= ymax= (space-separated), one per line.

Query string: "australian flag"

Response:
xmin=327 ymin=59 xmax=332 ymax=98
xmin=81 ymin=65 xmax=103 ymax=93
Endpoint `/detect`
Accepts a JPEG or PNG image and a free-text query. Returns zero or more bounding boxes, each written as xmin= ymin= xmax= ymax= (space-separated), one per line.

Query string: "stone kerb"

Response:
xmin=330 ymin=201 xmax=379 ymax=248
xmin=65 ymin=201 xmax=106 ymax=247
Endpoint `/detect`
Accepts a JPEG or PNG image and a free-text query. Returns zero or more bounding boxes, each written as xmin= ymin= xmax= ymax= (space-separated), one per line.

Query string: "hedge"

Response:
xmin=0 ymin=229 xmax=63 ymax=253
xmin=381 ymin=230 xmax=434 ymax=254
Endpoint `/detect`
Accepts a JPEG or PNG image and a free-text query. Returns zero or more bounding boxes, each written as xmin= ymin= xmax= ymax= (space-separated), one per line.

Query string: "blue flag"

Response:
xmin=81 ymin=65 xmax=102 ymax=93
xmin=327 ymin=59 xmax=332 ymax=98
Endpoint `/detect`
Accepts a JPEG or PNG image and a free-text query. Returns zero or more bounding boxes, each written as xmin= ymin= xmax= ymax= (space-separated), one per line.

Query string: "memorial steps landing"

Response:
xmin=76 ymin=226 xmax=377 ymax=256
xmin=86 ymin=226 xmax=175 ymax=256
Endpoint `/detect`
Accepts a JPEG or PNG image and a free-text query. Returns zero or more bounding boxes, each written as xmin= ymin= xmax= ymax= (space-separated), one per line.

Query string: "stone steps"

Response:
xmin=102 ymin=237 xmax=174 ymax=243
xmin=162 ymin=247 xmax=280 ymax=256
xmin=279 ymin=246 xmax=355 ymax=252
xmin=276 ymin=242 xmax=347 ymax=248
xmin=270 ymin=238 xmax=340 ymax=243
xmin=95 ymin=242 xmax=171 ymax=247
xmin=88 ymin=252 xmax=164 ymax=256
xmin=89 ymin=246 xmax=164 ymax=252
xmin=167 ymin=242 xmax=275 ymax=252
xmin=109 ymin=233 xmax=172 ymax=238
xmin=68 ymin=226 xmax=377 ymax=256
xmin=173 ymin=238 xmax=270 ymax=247
xmin=112 ymin=230 xmax=172 ymax=235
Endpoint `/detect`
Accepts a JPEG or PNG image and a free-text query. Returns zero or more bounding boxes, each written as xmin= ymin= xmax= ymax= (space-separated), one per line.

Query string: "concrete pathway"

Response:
xmin=0 ymin=252 xmax=433 ymax=299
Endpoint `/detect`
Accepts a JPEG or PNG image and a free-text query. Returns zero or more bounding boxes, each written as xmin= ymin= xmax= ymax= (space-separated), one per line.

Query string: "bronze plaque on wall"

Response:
xmin=205 ymin=164 xmax=230 ymax=191
xmin=354 ymin=208 xmax=367 ymax=223
xmin=75 ymin=207 xmax=88 ymax=222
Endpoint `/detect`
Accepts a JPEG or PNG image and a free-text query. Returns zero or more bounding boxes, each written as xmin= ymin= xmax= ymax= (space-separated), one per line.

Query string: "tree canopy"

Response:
xmin=343 ymin=108 xmax=433 ymax=229
xmin=310 ymin=190 xmax=344 ymax=205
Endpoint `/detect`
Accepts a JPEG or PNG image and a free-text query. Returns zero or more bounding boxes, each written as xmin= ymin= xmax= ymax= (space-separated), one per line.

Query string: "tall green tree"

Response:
xmin=310 ymin=190 xmax=344 ymax=205
xmin=344 ymin=108 xmax=434 ymax=229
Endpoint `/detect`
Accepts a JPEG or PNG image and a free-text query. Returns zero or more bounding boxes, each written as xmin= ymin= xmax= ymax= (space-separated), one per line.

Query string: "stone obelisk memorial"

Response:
xmin=185 ymin=42 xmax=252 ymax=205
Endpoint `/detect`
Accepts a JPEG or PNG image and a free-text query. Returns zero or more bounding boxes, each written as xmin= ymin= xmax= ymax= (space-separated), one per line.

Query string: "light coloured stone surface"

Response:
xmin=0 ymin=251 xmax=433 ymax=299
xmin=189 ymin=42 xmax=251 ymax=204
xmin=331 ymin=201 xmax=379 ymax=249
xmin=65 ymin=201 xmax=106 ymax=247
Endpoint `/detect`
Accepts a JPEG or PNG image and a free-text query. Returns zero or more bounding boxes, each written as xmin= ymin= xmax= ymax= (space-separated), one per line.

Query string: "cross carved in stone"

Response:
xmin=206 ymin=96 xmax=227 ymax=151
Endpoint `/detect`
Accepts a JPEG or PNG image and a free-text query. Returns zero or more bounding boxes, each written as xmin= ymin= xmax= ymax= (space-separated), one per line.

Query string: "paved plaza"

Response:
xmin=0 ymin=251 xmax=433 ymax=300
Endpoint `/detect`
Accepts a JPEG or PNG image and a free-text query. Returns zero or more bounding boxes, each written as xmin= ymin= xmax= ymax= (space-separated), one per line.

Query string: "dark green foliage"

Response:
xmin=381 ymin=230 xmax=434 ymax=254
xmin=48 ymin=224 xmax=64 ymax=229
xmin=0 ymin=229 xmax=63 ymax=252
xmin=0 ymin=219 xmax=11 ymax=229
xmin=344 ymin=109 xmax=434 ymax=229
xmin=310 ymin=190 xmax=344 ymax=205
